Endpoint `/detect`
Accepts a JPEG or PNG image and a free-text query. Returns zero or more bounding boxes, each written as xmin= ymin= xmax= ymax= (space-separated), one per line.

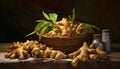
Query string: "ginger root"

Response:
xmin=89 ymin=54 xmax=99 ymax=60
xmin=45 ymin=18 xmax=89 ymax=36
xmin=5 ymin=40 xmax=67 ymax=60
xmin=89 ymin=43 xmax=106 ymax=59
xmin=5 ymin=40 xmax=45 ymax=59
xmin=43 ymin=47 xmax=67 ymax=59
xmin=5 ymin=45 xmax=30 ymax=60
xmin=96 ymin=46 xmax=106 ymax=59
xmin=68 ymin=42 xmax=106 ymax=67
xmin=5 ymin=40 xmax=107 ymax=67
xmin=68 ymin=42 xmax=95 ymax=67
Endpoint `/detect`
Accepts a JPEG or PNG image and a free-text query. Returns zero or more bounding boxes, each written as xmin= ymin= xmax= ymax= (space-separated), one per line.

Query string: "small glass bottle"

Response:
xmin=102 ymin=29 xmax=111 ymax=53
xmin=92 ymin=34 xmax=104 ymax=49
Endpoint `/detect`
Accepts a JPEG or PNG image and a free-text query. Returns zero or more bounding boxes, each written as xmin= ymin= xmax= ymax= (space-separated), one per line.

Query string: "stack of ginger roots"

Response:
xmin=43 ymin=18 xmax=89 ymax=36
xmin=5 ymin=40 xmax=106 ymax=67
xmin=5 ymin=40 xmax=67 ymax=60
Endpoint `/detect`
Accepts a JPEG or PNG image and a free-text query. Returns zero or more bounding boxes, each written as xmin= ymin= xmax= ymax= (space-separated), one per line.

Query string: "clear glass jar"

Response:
xmin=92 ymin=34 xmax=104 ymax=49
xmin=102 ymin=29 xmax=111 ymax=52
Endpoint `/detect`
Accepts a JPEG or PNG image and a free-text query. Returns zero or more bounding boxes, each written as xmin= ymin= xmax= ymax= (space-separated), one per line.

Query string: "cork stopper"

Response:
xmin=93 ymin=34 xmax=102 ymax=38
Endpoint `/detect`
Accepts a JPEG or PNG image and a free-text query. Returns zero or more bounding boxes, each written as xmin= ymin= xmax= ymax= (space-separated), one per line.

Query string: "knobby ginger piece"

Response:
xmin=69 ymin=42 xmax=96 ymax=67
xmin=43 ymin=47 xmax=67 ymax=59
xmin=89 ymin=54 xmax=99 ymax=60
xmin=5 ymin=46 xmax=30 ymax=60
xmin=96 ymin=46 xmax=107 ymax=59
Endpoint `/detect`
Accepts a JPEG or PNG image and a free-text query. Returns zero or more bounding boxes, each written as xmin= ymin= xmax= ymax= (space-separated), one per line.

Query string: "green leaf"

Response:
xmin=88 ymin=24 xmax=100 ymax=30
xmin=35 ymin=21 xmax=49 ymax=31
xmin=35 ymin=20 xmax=50 ymax=31
xmin=86 ymin=24 xmax=95 ymax=33
xmin=35 ymin=20 xmax=44 ymax=22
xmin=39 ymin=25 xmax=49 ymax=41
xmin=71 ymin=8 xmax=75 ymax=22
xmin=26 ymin=20 xmax=50 ymax=37
xmin=43 ymin=11 xmax=50 ymax=20
xmin=25 ymin=31 xmax=36 ymax=37
xmin=68 ymin=9 xmax=76 ymax=22
xmin=83 ymin=23 xmax=99 ymax=33
xmin=49 ymin=13 xmax=58 ymax=23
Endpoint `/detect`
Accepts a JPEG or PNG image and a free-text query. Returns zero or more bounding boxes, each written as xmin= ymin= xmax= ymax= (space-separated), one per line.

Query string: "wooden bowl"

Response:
xmin=41 ymin=33 xmax=89 ymax=53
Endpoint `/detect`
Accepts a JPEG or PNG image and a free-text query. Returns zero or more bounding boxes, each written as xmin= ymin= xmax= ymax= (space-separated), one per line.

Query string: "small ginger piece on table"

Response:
xmin=68 ymin=42 xmax=96 ymax=67
xmin=96 ymin=46 xmax=107 ymax=59
xmin=89 ymin=43 xmax=107 ymax=59
xmin=5 ymin=45 xmax=30 ymax=60
xmin=43 ymin=47 xmax=67 ymax=59
xmin=31 ymin=45 xmax=45 ymax=58
xmin=89 ymin=54 xmax=99 ymax=60
xmin=5 ymin=40 xmax=42 ymax=59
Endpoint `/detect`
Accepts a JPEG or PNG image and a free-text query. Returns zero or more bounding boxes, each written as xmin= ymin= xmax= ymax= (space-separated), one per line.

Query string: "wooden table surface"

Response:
xmin=0 ymin=43 xmax=120 ymax=69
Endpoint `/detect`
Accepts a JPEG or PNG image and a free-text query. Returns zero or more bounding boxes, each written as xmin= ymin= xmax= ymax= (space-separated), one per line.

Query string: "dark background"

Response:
xmin=0 ymin=0 xmax=120 ymax=43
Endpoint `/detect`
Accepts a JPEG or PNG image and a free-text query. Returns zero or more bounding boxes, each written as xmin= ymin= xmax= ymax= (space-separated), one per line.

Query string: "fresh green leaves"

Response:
xmin=68 ymin=9 xmax=99 ymax=33
xmin=38 ymin=23 xmax=49 ymax=40
xmin=43 ymin=11 xmax=50 ymax=20
xmin=43 ymin=11 xmax=58 ymax=24
xmin=26 ymin=21 xmax=49 ymax=38
xmin=68 ymin=9 xmax=75 ymax=22
xmin=26 ymin=11 xmax=58 ymax=41
xmin=26 ymin=9 xmax=100 ymax=41
xmin=49 ymin=13 xmax=58 ymax=23
xmin=83 ymin=23 xmax=100 ymax=33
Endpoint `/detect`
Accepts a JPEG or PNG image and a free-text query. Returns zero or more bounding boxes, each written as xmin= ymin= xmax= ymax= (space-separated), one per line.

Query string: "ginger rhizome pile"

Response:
xmin=5 ymin=40 xmax=107 ymax=67
xmin=5 ymin=40 xmax=67 ymax=60
xmin=45 ymin=18 xmax=89 ymax=36
xmin=68 ymin=42 xmax=106 ymax=67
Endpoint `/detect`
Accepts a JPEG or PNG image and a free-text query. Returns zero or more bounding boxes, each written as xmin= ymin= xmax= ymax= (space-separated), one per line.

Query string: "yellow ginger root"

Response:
xmin=19 ymin=40 xmax=47 ymax=58
xmin=5 ymin=46 xmax=30 ymax=60
xmin=43 ymin=47 xmax=67 ymax=59
xmin=9 ymin=41 xmax=23 ymax=49
xmin=56 ymin=18 xmax=71 ymax=36
xmin=5 ymin=40 xmax=67 ymax=60
xmin=5 ymin=40 xmax=45 ymax=59
xmin=69 ymin=23 xmax=77 ymax=35
xmin=26 ymin=41 xmax=67 ymax=59
xmin=5 ymin=40 xmax=35 ymax=59
xmin=47 ymin=29 xmax=61 ymax=36
xmin=69 ymin=42 xmax=107 ymax=67
xmin=46 ymin=18 xmax=88 ymax=36
xmin=96 ymin=46 xmax=106 ymax=59
xmin=68 ymin=48 xmax=81 ymax=59
xmin=68 ymin=42 xmax=96 ymax=67
xmin=89 ymin=54 xmax=99 ymax=60
xmin=31 ymin=44 xmax=47 ymax=58
xmin=89 ymin=43 xmax=106 ymax=59
xmin=89 ymin=43 xmax=95 ymax=49
xmin=76 ymin=23 xmax=84 ymax=34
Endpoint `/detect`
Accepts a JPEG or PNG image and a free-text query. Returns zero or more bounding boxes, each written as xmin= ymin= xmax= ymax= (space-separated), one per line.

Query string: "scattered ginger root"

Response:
xmin=68 ymin=42 xmax=107 ymax=67
xmin=5 ymin=44 xmax=30 ymax=60
xmin=43 ymin=47 xmax=67 ymax=59
xmin=68 ymin=42 xmax=95 ymax=67
xmin=5 ymin=40 xmax=107 ymax=67
xmin=89 ymin=54 xmax=99 ymax=60
xmin=96 ymin=46 xmax=107 ymax=59
xmin=5 ymin=40 xmax=39 ymax=59
xmin=5 ymin=40 xmax=67 ymax=60
xmin=89 ymin=43 xmax=107 ymax=59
